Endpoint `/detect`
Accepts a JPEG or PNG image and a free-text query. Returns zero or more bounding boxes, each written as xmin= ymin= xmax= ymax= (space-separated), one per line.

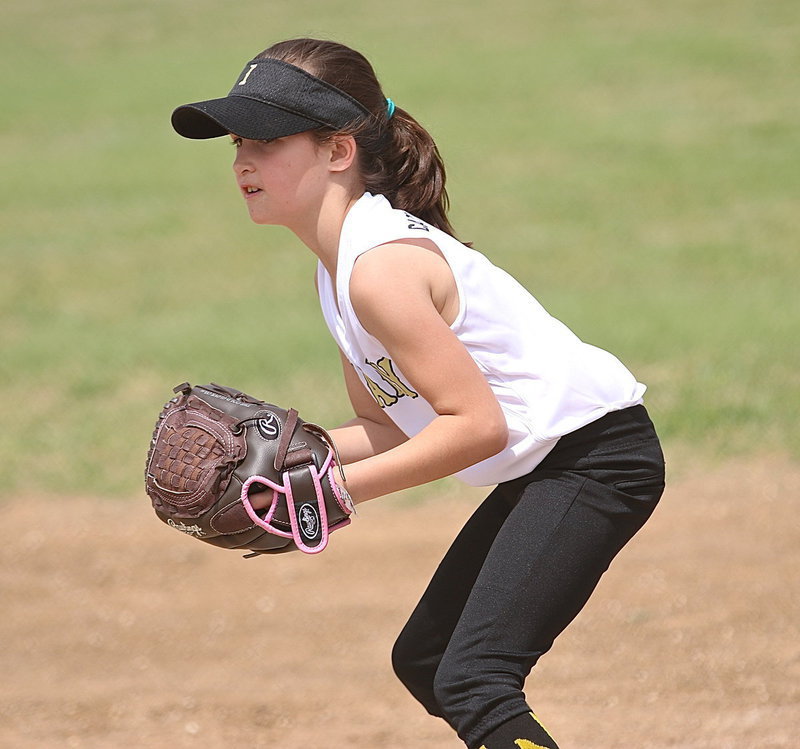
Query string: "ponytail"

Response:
xmin=361 ymin=105 xmax=458 ymax=238
xmin=258 ymin=39 xmax=462 ymax=240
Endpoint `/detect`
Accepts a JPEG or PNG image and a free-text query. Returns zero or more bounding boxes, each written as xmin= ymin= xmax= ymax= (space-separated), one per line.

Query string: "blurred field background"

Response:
xmin=1 ymin=0 xmax=798 ymax=498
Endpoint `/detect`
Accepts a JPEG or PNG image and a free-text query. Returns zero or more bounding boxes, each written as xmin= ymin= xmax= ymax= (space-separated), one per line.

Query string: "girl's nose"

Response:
xmin=232 ymin=148 xmax=252 ymax=176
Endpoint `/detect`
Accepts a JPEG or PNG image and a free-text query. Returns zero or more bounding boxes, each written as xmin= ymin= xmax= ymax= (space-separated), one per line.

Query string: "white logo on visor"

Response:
xmin=238 ymin=64 xmax=257 ymax=85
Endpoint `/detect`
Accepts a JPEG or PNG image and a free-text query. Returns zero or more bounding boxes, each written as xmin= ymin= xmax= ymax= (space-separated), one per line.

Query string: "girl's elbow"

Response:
xmin=481 ymin=413 xmax=509 ymax=459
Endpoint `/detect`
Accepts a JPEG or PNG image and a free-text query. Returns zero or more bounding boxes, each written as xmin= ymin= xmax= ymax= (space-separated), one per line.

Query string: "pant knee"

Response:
xmin=390 ymin=631 xmax=416 ymax=687
xmin=391 ymin=637 xmax=490 ymax=732
xmin=391 ymin=631 xmax=442 ymax=715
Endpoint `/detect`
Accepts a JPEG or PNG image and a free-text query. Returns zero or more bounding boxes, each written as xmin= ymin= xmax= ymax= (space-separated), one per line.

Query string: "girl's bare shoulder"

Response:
xmin=350 ymin=239 xmax=458 ymax=331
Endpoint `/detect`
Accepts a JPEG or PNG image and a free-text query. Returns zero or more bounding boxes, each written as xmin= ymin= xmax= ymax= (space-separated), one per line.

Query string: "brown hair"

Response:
xmin=256 ymin=38 xmax=461 ymax=239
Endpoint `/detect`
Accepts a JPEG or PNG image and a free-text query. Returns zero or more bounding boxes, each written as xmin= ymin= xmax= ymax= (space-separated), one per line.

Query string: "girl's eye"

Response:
xmin=230 ymin=137 xmax=274 ymax=148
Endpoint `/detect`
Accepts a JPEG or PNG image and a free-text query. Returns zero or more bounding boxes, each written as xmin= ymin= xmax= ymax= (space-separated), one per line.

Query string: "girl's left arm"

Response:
xmin=340 ymin=241 xmax=509 ymax=504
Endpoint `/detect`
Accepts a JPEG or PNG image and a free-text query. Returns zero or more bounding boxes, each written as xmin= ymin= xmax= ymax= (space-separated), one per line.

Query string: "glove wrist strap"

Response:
xmin=239 ymin=449 xmax=352 ymax=554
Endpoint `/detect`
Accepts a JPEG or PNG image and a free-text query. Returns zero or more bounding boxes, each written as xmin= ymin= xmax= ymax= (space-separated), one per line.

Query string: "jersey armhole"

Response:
xmin=353 ymin=236 xmax=467 ymax=331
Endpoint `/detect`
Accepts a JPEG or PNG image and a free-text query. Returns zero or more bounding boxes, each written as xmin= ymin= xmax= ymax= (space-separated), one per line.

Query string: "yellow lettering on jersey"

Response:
xmin=514 ymin=741 xmax=549 ymax=749
xmin=362 ymin=374 xmax=398 ymax=408
xmin=366 ymin=357 xmax=418 ymax=399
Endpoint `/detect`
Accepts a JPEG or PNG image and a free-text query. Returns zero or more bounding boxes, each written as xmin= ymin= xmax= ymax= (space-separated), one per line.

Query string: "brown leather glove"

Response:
xmin=145 ymin=383 xmax=353 ymax=555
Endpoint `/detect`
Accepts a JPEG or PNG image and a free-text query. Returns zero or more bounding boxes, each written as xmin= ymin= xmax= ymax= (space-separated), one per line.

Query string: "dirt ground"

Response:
xmin=1 ymin=456 xmax=798 ymax=748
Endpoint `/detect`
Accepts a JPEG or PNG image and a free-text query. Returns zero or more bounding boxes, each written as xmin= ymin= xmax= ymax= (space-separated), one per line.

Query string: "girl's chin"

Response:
xmin=246 ymin=209 xmax=275 ymax=226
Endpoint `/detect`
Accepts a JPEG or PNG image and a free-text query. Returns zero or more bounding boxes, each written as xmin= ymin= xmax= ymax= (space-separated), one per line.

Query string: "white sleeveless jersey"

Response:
xmin=317 ymin=193 xmax=645 ymax=486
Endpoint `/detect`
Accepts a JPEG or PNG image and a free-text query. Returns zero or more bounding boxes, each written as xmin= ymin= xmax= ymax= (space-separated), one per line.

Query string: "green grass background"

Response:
xmin=1 ymin=0 xmax=798 ymax=498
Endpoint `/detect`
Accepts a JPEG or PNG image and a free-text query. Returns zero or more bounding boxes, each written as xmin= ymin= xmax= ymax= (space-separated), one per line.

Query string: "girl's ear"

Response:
xmin=328 ymin=134 xmax=358 ymax=173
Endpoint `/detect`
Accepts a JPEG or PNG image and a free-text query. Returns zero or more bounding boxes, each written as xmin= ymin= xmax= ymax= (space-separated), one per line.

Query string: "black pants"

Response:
xmin=391 ymin=405 xmax=666 ymax=748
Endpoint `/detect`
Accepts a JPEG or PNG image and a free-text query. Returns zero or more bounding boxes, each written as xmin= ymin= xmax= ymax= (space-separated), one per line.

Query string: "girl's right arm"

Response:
xmin=329 ymin=349 xmax=409 ymax=463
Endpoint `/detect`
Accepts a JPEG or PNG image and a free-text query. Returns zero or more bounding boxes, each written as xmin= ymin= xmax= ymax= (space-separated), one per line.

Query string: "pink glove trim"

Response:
xmin=239 ymin=447 xmax=352 ymax=554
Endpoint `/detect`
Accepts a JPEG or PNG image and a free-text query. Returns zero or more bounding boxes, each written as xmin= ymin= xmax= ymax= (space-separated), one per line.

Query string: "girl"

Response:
xmin=171 ymin=38 xmax=666 ymax=749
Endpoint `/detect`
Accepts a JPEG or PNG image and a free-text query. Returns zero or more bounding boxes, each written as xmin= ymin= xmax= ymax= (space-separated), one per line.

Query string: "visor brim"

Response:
xmin=171 ymin=96 xmax=323 ymax=140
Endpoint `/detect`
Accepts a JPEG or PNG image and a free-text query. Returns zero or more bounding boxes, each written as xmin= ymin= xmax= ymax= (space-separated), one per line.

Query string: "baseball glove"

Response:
xmin=145 ymin=382 xmax=354 ymax=555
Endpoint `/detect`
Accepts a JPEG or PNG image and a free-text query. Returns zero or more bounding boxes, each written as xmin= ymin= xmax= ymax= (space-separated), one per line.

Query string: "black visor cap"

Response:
xmin=171 ymin=57 xmax=370 ymax=140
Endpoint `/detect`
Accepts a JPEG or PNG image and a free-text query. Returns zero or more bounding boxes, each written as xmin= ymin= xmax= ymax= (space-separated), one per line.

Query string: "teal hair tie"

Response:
xmin=386 ymin=97 xmax=396 ymax=119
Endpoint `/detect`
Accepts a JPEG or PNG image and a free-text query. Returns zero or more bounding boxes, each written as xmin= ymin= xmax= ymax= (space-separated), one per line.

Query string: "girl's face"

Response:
xmin=231 ymin=132 xmax=333 ymax=229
